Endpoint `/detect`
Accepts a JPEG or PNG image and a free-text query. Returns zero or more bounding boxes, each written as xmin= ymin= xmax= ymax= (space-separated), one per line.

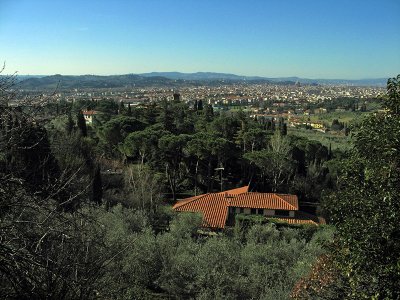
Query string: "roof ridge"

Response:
xmin=172 ymin=193 xmax=209 ymax=209
xmin=273 ymin=194 xmax=297 ymax=210
xmin=218 ymin=185 xmax=249 ymax=195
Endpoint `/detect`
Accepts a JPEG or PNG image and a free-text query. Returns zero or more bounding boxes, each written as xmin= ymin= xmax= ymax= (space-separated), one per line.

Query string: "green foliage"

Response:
xmin=196 ymin=237 xmax=240 ymax=298
xmin=169 ymin=211 xmax=203 ymax=239
xmin=157 ymin=100 xmax=176 ymax=132
xmin=158 ymin=133 xmax=192 ymax=200
xmin=245 ymin=133 xmax=294 ymax=191
xmin=122 ymin=165 xmax=163 ymax=221
xmin=197 ymin=99 xmax=203 ymax=111
xmin=66 ymin=111 xmax=74 ymax=134
xmin=99 ymin=116 xmax=146 ymax=145
xmin=108 ymin=99 xmax=336 ymax=203
xmin=120 ymin=126 xmax=167 ymax=164
xmin=90 ymin=165 xmax=103 ymax=205
xmin=95 ymin=204 xmax=153 ymax=299
xmin=118 ymin=101 xmax=125 ymax=115
xmin=385 ymin=74 xmax=400 ymax=114
xmin=204 ymin=104 xmax=214 ymax=121
xmin=2 ymin=71 xmax=364 ymax=299
xmin=1 ymin=147 xmax=110 ymax=298
xmin=246 ymin=223 xmax=281 ymax=244
xmin=97 ymin=115 xmax=146 ymax=157
xmin=98 ymin=204 xmax=149 ymax=243
xmin=77 ymin=110 xmax=87 ymax=136
xmin=322 ymin=75 xmax=400 ymax=299
xmin=122 ymin=228 xmax=162 ymax=294
xmin=235 ymin=213 xmax=266 ymax=225
xmin=211 ymin=113 xmax=241 ymax=140
xmin=288 ymin=127 xmax=352 ymax=151
xmin=0 ymin=108 xmax=60 ymax=190
xmin=95 ymin=99 xmax=119 ymax=114
xmin=49 ymin=129 xmax=95 ymax=174
xmin=156 ymin=220 xmax=332 ymax=299
xmin=158 ymin=236 xmax=200 ymax=297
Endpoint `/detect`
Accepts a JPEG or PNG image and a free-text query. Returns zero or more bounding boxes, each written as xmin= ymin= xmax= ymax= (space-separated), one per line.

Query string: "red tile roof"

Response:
xmin=217 ymin=185 xmax=249 ymax=195
xmin=173 ymin=193 xmax=229 ymax=228
xmin=82 ymin=110 xmax=98 ymax=115
xmin=173 ymin=186 xmax=320 ymax=229
xmin=229 ymin=193 xmax=298 ymax=210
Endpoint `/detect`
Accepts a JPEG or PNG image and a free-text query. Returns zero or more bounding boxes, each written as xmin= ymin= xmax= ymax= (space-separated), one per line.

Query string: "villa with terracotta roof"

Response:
xmin=172 ymin=186 xmax=323 ymax=229
xmin=82 ymin=110 xmax=99 ymax=125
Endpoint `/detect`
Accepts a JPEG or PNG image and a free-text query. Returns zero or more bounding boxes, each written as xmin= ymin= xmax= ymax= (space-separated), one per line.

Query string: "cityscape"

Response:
xmin=11 ymin=74 xmax=385 ymax=136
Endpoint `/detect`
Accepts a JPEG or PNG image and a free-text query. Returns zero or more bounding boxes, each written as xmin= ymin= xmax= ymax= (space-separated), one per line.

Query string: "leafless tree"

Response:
xmin=123 ymin=164 xmax=162 ymax=215
xmin=0 ymin=66 xmax=122 ymax=299
xmin=268 ymin=132 xmax=294 ymax=191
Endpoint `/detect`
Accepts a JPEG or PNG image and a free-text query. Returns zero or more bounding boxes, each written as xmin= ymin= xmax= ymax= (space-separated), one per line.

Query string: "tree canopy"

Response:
xmin=320 ymin=75 xmax=400 ymax=299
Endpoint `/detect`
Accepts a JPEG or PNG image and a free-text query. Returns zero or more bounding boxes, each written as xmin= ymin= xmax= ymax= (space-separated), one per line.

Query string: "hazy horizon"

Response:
xmin=1 ymin=0 xmax=399 ymax=79
xmin=12 ymin=71 xmax=392 ymax=81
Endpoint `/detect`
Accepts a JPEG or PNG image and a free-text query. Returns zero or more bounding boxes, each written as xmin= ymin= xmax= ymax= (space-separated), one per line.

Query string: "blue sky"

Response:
xmin=0 ymin=0 xmax=399 ymax=78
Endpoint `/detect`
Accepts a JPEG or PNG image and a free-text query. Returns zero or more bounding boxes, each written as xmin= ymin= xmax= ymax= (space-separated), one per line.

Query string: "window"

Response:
xmin=251 ymin=208 xmax=257 ymax=214
xmin=258 ymin=209 xmax=264 ymax=215
xmin=275 ymin=210 xmax=290 ymax=217
xmin=240 ymin=208 xmax=244 ymax=214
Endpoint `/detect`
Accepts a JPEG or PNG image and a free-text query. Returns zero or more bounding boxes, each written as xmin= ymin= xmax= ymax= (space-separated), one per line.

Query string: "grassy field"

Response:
xmin=288 ymin=127 xmax=353 ymax=151
xmin=287 ymin=109 xmax=381 ymax=151
xmin=300 ymin=99 xmax=382 ymax=125
xmin=298 ymin=111 xmax=371 ymax=126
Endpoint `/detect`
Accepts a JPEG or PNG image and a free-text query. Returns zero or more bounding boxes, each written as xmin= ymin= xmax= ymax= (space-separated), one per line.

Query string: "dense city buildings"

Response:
xmin=11 ymin=81 xmax=384 ymax=134
xmin=12 ymin=81 xmax=384 ymax=110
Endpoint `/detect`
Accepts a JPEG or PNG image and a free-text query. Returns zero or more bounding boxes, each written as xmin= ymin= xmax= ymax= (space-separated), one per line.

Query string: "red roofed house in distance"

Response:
xmin=82 ymin=110 xmax=99 ymax=125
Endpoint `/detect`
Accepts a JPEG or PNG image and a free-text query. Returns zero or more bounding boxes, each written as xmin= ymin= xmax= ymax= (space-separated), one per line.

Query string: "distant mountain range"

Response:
xmin=15 ymin=74 xmax=183 ymax=90
xmin=13 ymin=72 xmax=388 ymax=90
xmin=139 ymin=72 xmax=262 ymax=81
xmin=140 ymin=72 xmax=388 ymax=86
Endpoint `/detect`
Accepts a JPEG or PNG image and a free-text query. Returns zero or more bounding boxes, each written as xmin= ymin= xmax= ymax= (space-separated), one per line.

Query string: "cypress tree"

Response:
xmin=77 ymin=111 xmax=87 ymax=137
xmin=90 ymin=165 xmax=103 ymax=205
xmin=266 ymin=120 xmax=272 ymax=131
xmin=280 ymin=123 xmax=287 ymax=136
xmin=66 ymin=112 xmax=74 ymax=134
xmin=127 ymin=103 xmax=132 ymax=116
xmin=204 ymin=104 xmax=214 ymax=121
xmin=145 ymin=103 xmax=157 ymax=124
xmin=278 ymin=117 xmax=283 ymax=132
xmin=361 ymin=102 xmax=367 ymax=112
xmin=194 ymin=100 xmax=198 ymax=112
xmin=197 ymin=99 xmax=203 ymax=111
xmin=159 ymin=100 xmax=175 ymax=132
xmin=118 ymin=101 xmax=125 ymax=114
xmin=328 ymin=143 xmax=332 ymax=160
